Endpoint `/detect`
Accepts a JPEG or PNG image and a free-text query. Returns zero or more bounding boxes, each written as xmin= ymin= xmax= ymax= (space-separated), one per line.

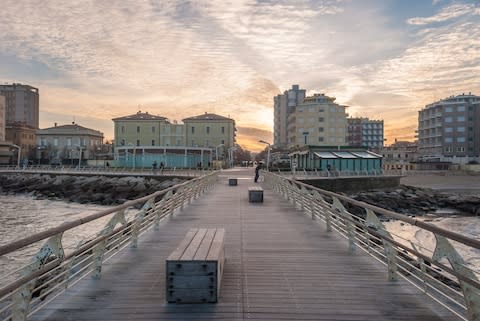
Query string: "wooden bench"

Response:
xmin=248 ymin=186 xmax=264 ymax=203
xmin=228 ymin=178 xmax=238 ymax=186
xmin=166 ymin=228 xmax=225 ymax=303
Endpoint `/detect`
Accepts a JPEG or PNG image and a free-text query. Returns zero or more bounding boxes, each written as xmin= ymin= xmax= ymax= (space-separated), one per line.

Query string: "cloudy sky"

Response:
xmin=1 ymin=0 xmax=479 ymax=151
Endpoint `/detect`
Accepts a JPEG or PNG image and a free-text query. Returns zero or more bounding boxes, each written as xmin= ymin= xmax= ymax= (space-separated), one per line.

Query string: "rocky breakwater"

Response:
xmin=0 ymin=174 xmax=187 ymax=205
xmin=348 ymin=185 xmax=480 ymax=217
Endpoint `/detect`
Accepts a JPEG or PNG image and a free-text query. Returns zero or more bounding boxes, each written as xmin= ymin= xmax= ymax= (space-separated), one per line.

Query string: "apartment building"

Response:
xmin=0 ymin=95 xmax=5 ymax=142
xmin=183 ymin=112 xmax=236 ymax=150
xmin=0 ymin=83 xmax=39 ymax=128
xmin=113 ymin=111 xmax=184 ymax=147
xmin=418 ymin=93 xmax=480 ymax=163
xmin=347 ymin=117 xmax=384 ymax=148
xmin=287 ymin=93 xmax=347 ymax=147
xmin=381 ymin=140 xmax=418 ymax=171
xmin=273 ymin=85 xmax=306 ymax=148
xmin=36 ymin=122 xmax=104 ymax=163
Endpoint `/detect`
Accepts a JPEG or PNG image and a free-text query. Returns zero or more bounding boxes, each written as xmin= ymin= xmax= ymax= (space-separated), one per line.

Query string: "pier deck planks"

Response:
xmin=30 ymin=169 xmax=462 ymax=321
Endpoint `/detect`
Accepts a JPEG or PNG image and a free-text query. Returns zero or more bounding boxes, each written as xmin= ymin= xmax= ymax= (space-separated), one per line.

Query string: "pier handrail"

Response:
xmin=263 ymin=171 xmax=480 ymax=321
xmin=0 ymin=171 xmax=217 ymax=321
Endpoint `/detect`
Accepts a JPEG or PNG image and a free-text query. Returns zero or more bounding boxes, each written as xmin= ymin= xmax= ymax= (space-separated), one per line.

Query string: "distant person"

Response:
xmin=152 ymin=160 xmax=158 ymax=174
xmin=106 ymin=161 xmax=110 ymax=168
xmin=254 ymin=164 xmax=261 ymax=183
xmin=159 ymin=161 xmax=164 ymax=173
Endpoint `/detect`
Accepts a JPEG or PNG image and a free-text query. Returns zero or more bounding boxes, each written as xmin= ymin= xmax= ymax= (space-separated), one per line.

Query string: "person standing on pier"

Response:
xmin=152 ymin=160 xmax=158 ymax=174
xmin=254 ymin=164 xmax=261 ymax=183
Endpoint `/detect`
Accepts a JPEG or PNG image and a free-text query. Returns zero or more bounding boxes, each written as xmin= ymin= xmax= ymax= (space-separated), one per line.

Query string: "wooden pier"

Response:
xmin=30 ymin=168 xmax=462 ymax=321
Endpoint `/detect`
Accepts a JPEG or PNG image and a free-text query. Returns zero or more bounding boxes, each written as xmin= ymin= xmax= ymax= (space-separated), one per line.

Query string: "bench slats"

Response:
xmin=181 ymin=228 xmax=207 ymax=260
xmin=193 ymin=229 xmax=216 ymax=260
xmin=206 ymin=229 xmax=225 ymax=260
xmin=167 ymin=228 xmax=198 ymax=261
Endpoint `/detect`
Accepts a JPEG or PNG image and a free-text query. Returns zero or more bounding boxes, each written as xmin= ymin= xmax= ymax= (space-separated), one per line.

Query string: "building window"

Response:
xmin=121 ymin=139 xmax=125 ymax=146
xmin=457 ymin=106 xmax=465 ymax=112
xmin=318 ymin=137 xmax=324 ymax=142
xmin=319 ymin=127 xmax=324 ymax=132
xmin=445 ymin=107 xmax=453 ymax=112
xmin=319 ymin=117 xmax=324 ymax=122
xmin=445 ymin=127 xmax=452 ymax=133
xmin=151 ymin=140 xmax=155 ymax=146
xmin=54 ymin=138 xmax=58 ymax=146
xmin=221 ymin=139 xmax=225 ymax=144
xmin=152 ymin=126 xmax=155 ymax=133
xmin=67 ymin=138 xmax=72 ymax=146
xmin=457 ymin=116 xmax=465 ymax=122
xmin=191 ymin=126 xmax=195 ymax=134
xmin=221 ymin=127 xmax=225 ymax=134
xmin=457 ymin=146 xmax=465 ymax=152
xmin=457 ymin=126 xmax=465 ymax=132
xmin=121 ymin=126 xmax=125 ymax=134
xmin=136 ymin=139 xmax=140 ymax=146
xmin=457 ymin=137 xmax=466 ymax=143
xmin=444 ymin=146 xmax=452 ymax=152
xmin=206 ymin=126 xmax=210 ymax=134
xmin=444 ymin=137 xmax=453 ymax=143
xmin=136 ymin=126 xmax=140 ymax=133
xmin=445 ymin=117 xmax=452 ymax=123
xmin=319 ymin=108 xmax=324 ymax=112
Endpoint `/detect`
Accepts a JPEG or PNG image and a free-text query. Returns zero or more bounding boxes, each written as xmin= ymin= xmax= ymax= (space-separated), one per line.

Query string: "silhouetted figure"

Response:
xmin=152 ymin=161 xmax=158 ymax=174
xmin=254 ymin=164 xmax=261 ymax=183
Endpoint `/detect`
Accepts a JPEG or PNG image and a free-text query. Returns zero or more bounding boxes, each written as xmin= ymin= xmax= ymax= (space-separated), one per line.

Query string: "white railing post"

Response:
xmin=332 ymin=197 xmax=356 ymax=252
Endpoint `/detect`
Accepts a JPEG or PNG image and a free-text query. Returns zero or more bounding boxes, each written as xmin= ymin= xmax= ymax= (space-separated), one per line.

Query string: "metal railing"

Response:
xmin=0 ymin=165 xmax=215 ymax=177
xmin=263 ymin=171 xmax=480 ymax=321
xmin=0 ymin=172 xmax=217 ymax=321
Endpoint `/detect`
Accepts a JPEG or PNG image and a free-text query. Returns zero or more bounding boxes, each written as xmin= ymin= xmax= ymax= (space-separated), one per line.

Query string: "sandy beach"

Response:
xmin=401 ymin=174 xmax=480 ymax=195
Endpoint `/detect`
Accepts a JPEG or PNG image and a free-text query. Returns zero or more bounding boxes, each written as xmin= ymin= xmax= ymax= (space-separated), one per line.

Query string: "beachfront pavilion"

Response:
xmin=114 ymin=146 xmax=213 ymax=168
xmin=289 ymin=146 xmax=382 ymax=174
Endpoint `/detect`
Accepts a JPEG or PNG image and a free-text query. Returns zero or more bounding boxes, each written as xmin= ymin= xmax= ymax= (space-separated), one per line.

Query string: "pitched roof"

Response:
xmin=112 ymin=111 xmax=168 ymax=121
xmin=37 ymin=123 xmax=104 ymax=136
xmin=183 ymin=112 xmax=233 ymax=121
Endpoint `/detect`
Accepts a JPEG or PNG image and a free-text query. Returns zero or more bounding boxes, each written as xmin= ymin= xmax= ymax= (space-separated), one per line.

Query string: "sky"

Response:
xmin=1 ymin=0 xmax=479 ymax=151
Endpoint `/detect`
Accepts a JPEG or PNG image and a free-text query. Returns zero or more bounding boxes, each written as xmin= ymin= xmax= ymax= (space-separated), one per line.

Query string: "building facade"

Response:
xmin=380 ymin=140 xmax=418 ymax=171
xmin=112 ymin=111 xmax=184 ymax=147
xmin=0 ymin=83 xmax=39 ymax=128
xmin=36 ymin=122 xmax=104 ymax=164
xmin=273 ymin=85 xmax=306 ymax=148
xmin=5 ymin=122 xmax=37 ymax=160
xmin=418 ymin=93 xmax=480 ymax=163
xmin=183 ymin=113 xmax=236 ymax=151
xmin=287 ymin=93 xmax=347 ymax=148
xmin=347 ymin=117 xmax=384 ymax=148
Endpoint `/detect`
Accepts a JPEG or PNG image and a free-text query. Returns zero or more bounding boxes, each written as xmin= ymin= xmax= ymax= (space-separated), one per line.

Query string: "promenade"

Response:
xmin=30 ymin=168 xmax=462 ymax=321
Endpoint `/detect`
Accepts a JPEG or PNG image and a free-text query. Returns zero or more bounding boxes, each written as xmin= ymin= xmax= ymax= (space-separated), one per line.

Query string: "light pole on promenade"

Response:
xmin=258 ymin=140 xmax=271 ymax=171
xmin=11 ymin=144 xmax=21 ymax=168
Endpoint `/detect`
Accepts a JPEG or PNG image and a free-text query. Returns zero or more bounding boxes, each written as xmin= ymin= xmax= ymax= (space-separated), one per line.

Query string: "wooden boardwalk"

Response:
xmin=30 ymin=168 xmax=462 ymax=321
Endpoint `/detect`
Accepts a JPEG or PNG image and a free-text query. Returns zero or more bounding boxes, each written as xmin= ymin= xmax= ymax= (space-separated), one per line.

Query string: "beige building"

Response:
xmin=113 ymin=111 xmax=185 ymax=147
xmin=381 ymin=140 xmax=418 ymax=171
xmin=287 ymin=93 xmax=347 ymax=148
xmin=183 ymin=113 xmax=236 ymax=150
xmin=274 ymin=85 xmax=306 ymax=148
xmin=36 ymin=122 xmax=104 ymax=164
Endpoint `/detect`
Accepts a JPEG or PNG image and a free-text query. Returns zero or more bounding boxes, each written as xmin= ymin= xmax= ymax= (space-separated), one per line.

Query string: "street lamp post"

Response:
xmin=11 ymin=144 xmax=21 ymax=168
xmin=258 ymin=140 xmax=271 ymax=171
xmin=78 ymin=146 xmax=83 ymax=168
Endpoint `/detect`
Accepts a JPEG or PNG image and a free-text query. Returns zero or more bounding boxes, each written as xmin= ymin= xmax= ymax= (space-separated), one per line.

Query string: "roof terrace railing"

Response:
xmin=263 ymin=171 xmax=480 ymax=321
xmin=0 ymin=172 xmax=217 ymax=321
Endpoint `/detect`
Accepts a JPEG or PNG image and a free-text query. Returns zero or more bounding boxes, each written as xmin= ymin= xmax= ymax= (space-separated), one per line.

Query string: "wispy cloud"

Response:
xmin=407 ymin=3 xmax=476 ymax=25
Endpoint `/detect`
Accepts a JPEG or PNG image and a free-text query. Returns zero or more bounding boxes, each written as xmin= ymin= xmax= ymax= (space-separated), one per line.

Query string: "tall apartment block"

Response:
xmin=287 ymin=93 xmax=347 ymax=147
xmin=347 ymin=117 xmax=384 ymax=148
xmin=273 ymin=85 xmax=305 ymax=148
xmin=0 ymin=83 xmax=39 ymax=128
xmin=418 ymin=93 xmax=480 ymax=163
